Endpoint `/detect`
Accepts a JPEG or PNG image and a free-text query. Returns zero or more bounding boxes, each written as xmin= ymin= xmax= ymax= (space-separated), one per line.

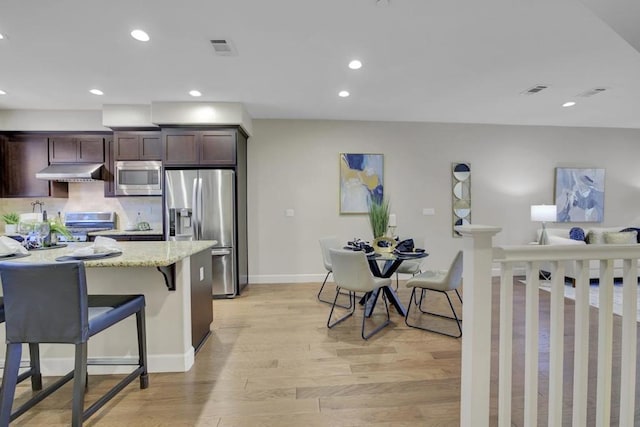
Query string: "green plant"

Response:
xmin=368 ymin=197 xmax=390 ymax=239
xmin=49 ymin=221 xmax=72 ymax=238
xmin=1 ymin=212 xmax=19 ymax=225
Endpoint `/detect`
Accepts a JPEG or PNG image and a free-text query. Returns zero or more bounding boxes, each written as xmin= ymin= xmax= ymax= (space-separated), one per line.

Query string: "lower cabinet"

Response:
xmin=190 ymin=248 xmax=213 ymax=351
xmin=88 ymin=234 xmax=163 ymax=242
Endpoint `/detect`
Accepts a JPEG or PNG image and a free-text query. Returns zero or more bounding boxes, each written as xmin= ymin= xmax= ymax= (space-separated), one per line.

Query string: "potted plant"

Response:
xmin=1 ymin=212 xmax=19 ymax=235
xmin=368 ymin=197 xmax=390 ymax=239
xmin=48 ymin=219 xmax=72 ymax=245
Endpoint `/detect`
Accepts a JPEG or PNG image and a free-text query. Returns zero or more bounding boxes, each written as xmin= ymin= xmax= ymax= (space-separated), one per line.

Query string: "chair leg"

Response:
xmin=405 ymin=288 xmax=462 ymax=338
xmin=318 ymin=272 xmax=352 ymax=309
xmin=0 ymin=343 xmax=22 ymax=427
xmin=137 ymin=307 xmax=149 ymax=389
xmin=72 ymin=343 xmax=88 ymax=427
xmin=27 ymin=344 xmax=42 ymax=391
xmin=361 ymin=290 xmax=390 ymax=340
xmin=327 ymin=289 xmax=356 ymax=329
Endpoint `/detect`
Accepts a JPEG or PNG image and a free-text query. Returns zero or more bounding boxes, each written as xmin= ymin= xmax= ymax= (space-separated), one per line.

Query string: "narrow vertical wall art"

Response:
xmin=452 ymin=162 xmax=471 ymax=237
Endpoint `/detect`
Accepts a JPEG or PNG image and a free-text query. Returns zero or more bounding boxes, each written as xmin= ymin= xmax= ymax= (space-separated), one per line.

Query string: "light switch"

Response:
xmin=199 ymin=267 xmax=204 ymax=281
xmin=422 ymin=208 xmax=435 ymax=216
xmin=285 ymin=209 xmax=295 ymax=217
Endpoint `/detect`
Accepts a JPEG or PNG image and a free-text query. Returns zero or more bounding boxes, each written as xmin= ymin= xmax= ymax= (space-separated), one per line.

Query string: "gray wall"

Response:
xmin=247 ymin=119 xmax=640 ymax=283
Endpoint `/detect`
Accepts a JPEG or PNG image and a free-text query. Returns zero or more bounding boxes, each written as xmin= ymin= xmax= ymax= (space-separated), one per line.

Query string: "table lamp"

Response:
xmin=531 ymin=204 xmax=557 ymax=245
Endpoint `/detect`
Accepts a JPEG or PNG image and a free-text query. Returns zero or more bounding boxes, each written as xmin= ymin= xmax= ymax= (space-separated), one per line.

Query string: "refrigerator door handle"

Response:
xmin=192 ymin=177 xmax=199 ymax=240
xmin=197 ymin=177 xmax=204 ymax=240
xmin=211 ymin=249 xmax=231 ymax=256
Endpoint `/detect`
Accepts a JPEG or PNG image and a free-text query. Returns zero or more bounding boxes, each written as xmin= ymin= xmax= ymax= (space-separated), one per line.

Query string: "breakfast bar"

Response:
xmin=0 ymin=240 xmax=216 ymax=374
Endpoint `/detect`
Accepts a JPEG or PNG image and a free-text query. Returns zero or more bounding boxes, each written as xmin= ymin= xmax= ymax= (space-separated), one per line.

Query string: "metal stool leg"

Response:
xmin=71 ymin=343 xmax=88 ymax=427
xmin=27 ymin=343 xmax=42 ymax=391
xmin=137 ymin=307 xmax=149 ymax=389
xmin=0 ymin=343 xmax=22 ymax=427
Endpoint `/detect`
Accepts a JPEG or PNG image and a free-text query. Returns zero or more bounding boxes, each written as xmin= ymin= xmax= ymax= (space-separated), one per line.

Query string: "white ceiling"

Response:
xmin=1 ymin=0 xmax=640 ymax=128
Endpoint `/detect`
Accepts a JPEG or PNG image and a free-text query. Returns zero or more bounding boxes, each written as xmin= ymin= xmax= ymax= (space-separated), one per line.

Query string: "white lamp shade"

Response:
xmin=531 ymin=205 xmax=557 ymax=222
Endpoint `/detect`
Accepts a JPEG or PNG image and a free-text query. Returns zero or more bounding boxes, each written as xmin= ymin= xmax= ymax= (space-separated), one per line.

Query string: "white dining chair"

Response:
xmin=404 ymin=251 xmax=463 ymax=338
xmin=318 ymin=236 xmax=351 ymax=309
xmin=394 ymin=259 xmax=424 ymax=289
xmin=327 ymin=248 xmax=391 ymax=339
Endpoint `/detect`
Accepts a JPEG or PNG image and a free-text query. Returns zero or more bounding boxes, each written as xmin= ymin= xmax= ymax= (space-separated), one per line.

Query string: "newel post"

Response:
xmin=456 ymin=225 xmax=502 ymax=427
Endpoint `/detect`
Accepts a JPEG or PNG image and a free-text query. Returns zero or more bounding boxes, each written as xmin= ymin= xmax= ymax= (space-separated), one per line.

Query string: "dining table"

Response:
xmin=363 ymin=251 xmax=429 ymax=317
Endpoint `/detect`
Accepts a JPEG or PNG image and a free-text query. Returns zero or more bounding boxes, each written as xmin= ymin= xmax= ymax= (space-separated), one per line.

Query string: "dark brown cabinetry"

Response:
xmin=114 ymin=131 xmax=162 ymax=160
xmin=49 ymin=136 xmax=105 ymax=163
xmin=163 ymin=128 xmax=237 ymax=166
xmin=0 ymin=134 xmax=67 ymax=198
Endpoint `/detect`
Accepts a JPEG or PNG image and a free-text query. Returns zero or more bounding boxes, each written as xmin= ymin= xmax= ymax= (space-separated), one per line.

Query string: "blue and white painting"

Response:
xmin=555 ymin=168 xmax=605 ymax=223
xmin=340 ymin=153 xmax=384 ymax=214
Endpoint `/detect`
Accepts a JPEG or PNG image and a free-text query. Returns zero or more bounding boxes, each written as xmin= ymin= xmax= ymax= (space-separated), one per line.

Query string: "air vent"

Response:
xmin=521 ymin=85 xmax=549 ymax=95
xmin=577 ymin=87 xmax=608 ymax=97
xmin=210 ymin=39 xmax=237 ymax=56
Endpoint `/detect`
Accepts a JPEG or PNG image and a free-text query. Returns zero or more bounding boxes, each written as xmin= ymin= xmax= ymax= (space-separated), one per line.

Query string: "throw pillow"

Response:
xmin=620 ymin=227 xmax=640 ymax=243
xmin=569 ymin=227 xmax=586 ymax=242
xmin=586 ymin=230 xmax=606 ymax=245
xmin=603 ymin=231 xmax=637 ymax=244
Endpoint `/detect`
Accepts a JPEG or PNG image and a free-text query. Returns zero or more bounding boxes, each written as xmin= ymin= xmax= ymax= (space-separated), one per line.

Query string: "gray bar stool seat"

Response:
xmin=0 ymin=261 xmax=148 ymax=427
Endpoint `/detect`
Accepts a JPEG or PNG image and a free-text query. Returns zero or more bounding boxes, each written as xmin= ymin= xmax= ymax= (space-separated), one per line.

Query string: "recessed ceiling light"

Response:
xmin=130 ymin=29 xmax=150 ymax=42
xmin=0 ymin=33 xmax=4 ymax=40
xmin=0 ymin=90 xmax=6 ymax=95
xmin=348 ymin=60 xmax=362 ymax=70
xmin=562 ymin=101 xmax=576 ymax=107
xmin=338 ymin=90 xmax=350 ymax=98
xmin=89 ymin=89 xmax=104 ymax=96
xmin=189 ymin=90 xmax=202 ymax=97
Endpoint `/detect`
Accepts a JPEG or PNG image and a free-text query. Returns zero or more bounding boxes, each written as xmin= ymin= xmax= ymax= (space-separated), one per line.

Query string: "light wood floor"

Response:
xmin=9 ymin=282 xmax=464 ymax=426
xmin=8 ymin=280 xmax=637 ymax=426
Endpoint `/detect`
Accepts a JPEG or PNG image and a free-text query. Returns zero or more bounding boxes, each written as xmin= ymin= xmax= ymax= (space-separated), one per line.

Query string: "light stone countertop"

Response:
xmin=2 ymin=240 xmax=216 ymax=268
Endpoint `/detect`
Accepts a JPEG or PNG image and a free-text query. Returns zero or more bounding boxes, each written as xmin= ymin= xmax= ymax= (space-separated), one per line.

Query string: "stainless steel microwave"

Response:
xmin=115 ymin=161 xmax=162 ymax=196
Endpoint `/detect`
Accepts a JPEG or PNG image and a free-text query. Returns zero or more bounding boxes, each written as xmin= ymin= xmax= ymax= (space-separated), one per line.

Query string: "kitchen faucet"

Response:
xmin=31 ymin=200 xmax=44 ymax=213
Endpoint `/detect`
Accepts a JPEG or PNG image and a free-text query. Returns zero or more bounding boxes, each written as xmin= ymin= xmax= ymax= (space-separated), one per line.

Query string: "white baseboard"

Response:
xmin=249 ymin=274 xmax=330 ymax=284
xmin=250 ymin=267 xmax=522 ymax=285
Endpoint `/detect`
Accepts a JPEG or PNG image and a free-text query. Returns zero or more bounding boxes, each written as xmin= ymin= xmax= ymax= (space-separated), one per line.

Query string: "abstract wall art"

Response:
xmin=452 ymin=162 xmax=471 ymax=237
xmin=555 ymin=167 xmax=605 ymax=223
xmin=340 ymin=153 xmax=384 ymax=214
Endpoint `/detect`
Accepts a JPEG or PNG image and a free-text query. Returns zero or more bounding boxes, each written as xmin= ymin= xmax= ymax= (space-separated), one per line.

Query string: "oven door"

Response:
xmin=115 ymin=161 xmax=162 ymax=196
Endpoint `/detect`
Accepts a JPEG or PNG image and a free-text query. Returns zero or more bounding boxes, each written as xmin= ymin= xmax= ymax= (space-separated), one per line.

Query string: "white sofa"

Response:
xmin=539 ymin=227 xmax=639 ymax=284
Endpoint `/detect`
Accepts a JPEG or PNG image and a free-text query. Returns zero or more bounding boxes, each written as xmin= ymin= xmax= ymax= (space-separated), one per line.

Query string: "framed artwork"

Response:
xmin=452 ymin=162 xmax=471 ymax=237
xmin=555 ymin=167 xmax=605 ymax=223
xmin=340 ymin=153 xmax=384 ymax=214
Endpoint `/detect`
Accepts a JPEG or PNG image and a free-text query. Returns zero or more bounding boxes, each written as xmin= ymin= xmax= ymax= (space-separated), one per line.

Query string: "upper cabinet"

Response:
xmin=0 ymin=134 xmax=68 ymax=198
xmin=49 ymin=135 xmax=105 ymax=163
xmin=114 ymin=131 xmax=162 ymax=161
xmin=163 ymin=128 xmax=237 ymax=166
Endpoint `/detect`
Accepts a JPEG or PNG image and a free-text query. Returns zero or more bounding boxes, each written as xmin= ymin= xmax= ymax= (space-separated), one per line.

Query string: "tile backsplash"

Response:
xmin=0 ymin=182 xmax=162 ymax=231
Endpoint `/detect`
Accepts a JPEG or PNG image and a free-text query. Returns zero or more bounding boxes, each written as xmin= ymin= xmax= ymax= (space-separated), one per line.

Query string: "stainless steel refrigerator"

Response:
xmin=164 ymin=169 xmax=238 ymax=297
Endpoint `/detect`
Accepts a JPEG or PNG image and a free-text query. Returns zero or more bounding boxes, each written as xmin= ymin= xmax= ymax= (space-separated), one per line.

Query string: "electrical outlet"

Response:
xmin=422 ymin=208 xmax=435 ymax=216
xmin=285 ymin=209 xmax=295 ymax=217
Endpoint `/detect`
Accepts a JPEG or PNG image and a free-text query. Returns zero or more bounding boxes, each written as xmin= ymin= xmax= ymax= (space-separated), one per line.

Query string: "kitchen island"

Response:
xmin=0 ymin=240 xmax=216 ymax=374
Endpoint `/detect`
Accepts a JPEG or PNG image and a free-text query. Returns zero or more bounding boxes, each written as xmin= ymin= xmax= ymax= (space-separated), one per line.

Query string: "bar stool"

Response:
xmin=0 ymin=298 xmax=43 ymax=392
xmin=0 ymin=261 xmax=149 ymax=426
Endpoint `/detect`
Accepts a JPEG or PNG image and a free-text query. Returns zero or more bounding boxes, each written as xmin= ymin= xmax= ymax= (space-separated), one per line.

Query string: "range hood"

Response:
xmin=36 ymin=163 xmax=104 ymax=182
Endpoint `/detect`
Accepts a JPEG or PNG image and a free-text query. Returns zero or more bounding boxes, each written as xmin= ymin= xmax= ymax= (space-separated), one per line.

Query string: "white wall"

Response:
xmin=247 ymin=119 xmax=640 ymax=283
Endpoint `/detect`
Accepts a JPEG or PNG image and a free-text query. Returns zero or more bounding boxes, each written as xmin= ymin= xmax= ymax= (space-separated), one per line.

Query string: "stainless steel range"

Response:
xmin=59 ymin=212 xmax=116 ymax=242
